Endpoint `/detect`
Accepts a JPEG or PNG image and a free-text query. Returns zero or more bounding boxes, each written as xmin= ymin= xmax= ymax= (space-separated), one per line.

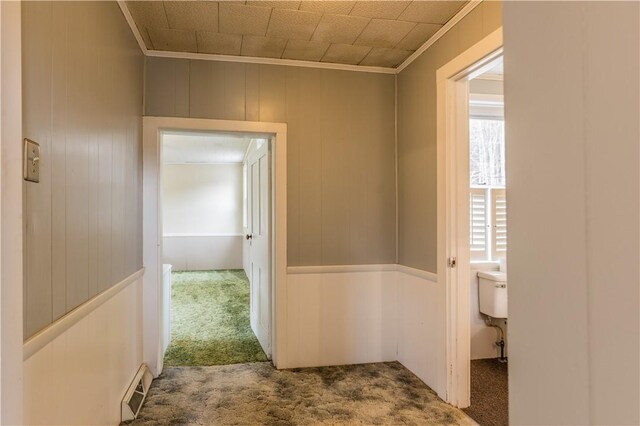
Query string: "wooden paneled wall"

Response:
xmin=397 ymin=1 xmax=502 ymax=272
xmin=145 ymin=59 xmax=397 ymax=267
xmin=504 ymin=2 xmax=639 ymax=424
xmin=22 ymin=1 xmax=144 ymax=338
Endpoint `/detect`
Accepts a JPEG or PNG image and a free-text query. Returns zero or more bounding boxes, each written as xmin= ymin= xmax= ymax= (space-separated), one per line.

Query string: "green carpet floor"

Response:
xmin=163 ymin=270 xmax=268 ymax=366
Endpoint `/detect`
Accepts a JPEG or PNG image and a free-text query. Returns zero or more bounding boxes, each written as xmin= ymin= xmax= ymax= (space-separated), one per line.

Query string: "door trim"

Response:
xmin=142 ymin=117 xmax=287 ymax=375
xmin=436 ymin=28 xmax=503 ymax=408
xmin=0 ymin=2 xmax=24 ymax=423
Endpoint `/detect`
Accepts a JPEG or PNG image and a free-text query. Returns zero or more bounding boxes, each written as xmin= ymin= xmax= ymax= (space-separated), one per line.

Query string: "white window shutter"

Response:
xmin=492 ymin=188 xmax=507 ymax=260
xmin=470 ymin=188 xmax=488 ymax=261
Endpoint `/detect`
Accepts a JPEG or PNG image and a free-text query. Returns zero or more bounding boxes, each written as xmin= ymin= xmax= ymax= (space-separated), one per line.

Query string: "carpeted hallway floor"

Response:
xmin=163 ymin=270 xmax=268 ymax=366
xmin=463 ymin=358 xmax=508 ymax=426
xmin=127 ymin=361 xmax=476 ymax=425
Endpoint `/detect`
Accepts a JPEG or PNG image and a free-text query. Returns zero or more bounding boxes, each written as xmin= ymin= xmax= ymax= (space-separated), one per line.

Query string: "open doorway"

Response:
xmin=436 ymin=27 xmax=503 ymax=414
xmin=142 ymin=117 xmax=287 ymax=377
xmin=160 ymin=131 xmax=272 ymax=367
xmin=463 ymin=57 xmax=508 ymax=426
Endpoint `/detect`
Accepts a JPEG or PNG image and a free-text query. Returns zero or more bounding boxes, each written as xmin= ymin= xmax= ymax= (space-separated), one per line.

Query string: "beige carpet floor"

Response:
xmin=126 ymin=361 xmax=476 ymax=425
xmin=462 ymin=359 xmax=508 ymax=426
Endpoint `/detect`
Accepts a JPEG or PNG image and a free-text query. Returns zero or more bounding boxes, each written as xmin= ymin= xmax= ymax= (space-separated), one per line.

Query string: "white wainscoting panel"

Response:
xmin=23 ymin=271 xmax=144 ymax=425
xmin=163 ymin=235 xmax=243 ymax=270
xmin=395 ymin=267 xmax=445 ymax=398
xmin=285 ymin=268 xmax=398 ymax=368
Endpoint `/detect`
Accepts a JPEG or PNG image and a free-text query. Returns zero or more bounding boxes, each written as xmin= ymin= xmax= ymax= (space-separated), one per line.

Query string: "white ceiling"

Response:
xmin=162 ymin=132 xmax=254 ymax=164
xmin=125 ymin=1 xmax=467 ymax=68
xmin=487 ymin=59 xmax=503 ymax=76
xmin=477 ymin=56 xmax=503 ymax=79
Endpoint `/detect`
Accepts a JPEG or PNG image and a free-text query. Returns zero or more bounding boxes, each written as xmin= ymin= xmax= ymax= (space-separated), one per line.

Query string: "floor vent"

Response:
xmin=122 ymin=364 xmax=153 ymax=422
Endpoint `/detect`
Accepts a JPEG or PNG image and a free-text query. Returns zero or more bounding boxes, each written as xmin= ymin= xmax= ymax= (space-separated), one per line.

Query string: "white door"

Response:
xmin=246 ymin=141 xmax=271 ymax=358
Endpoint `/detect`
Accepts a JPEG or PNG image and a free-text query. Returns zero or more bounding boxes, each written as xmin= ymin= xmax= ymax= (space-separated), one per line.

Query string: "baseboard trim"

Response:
xmin=23 ymin=268 xmax=145 ymax=361
xmin=287 ymin=264 xmax=398 ymax=274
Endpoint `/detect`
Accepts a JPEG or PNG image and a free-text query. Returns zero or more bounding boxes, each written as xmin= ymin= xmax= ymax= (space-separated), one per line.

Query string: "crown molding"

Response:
xmin=118 ymin=0 xmax=483 ymax=76
xmin=145 ymin=49 xmax=397 ymax=74
xmin=396 ymin=0 xmax=483 ymax=73
xmin=117 ymin=0 xmax=148 ymax=55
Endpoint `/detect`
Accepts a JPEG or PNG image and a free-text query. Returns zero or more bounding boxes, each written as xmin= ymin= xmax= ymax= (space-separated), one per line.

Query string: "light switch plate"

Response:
xmin=23 ymin=138 xmax=40 ymax=183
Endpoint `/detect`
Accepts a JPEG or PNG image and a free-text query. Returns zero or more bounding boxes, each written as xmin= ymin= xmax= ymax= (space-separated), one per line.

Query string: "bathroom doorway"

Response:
xmin=462 ymin=57 xmax=508 ymax=426
xmin=435 ymin=28 xmax=504 ymax=413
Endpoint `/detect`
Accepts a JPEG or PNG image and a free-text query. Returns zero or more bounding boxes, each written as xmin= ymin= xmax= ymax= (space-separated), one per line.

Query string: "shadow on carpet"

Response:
xmin=163 ymin=269 xmax=268 ymax=366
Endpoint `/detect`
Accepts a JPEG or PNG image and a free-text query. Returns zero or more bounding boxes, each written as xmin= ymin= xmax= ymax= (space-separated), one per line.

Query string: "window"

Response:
xmin=469 ymin=117 xmax=506 ymax=261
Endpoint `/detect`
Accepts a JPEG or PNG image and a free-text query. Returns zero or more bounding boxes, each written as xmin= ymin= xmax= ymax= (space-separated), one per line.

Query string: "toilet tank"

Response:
xmin=478 ymin=271 xmax=508 ymax=319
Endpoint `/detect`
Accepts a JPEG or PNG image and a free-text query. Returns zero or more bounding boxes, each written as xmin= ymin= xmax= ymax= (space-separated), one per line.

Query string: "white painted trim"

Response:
xmin=23 ymin=268 xmax=145 ymax=361
xmin=163 ymin=233 xmax=243 ymax=238
xmin=475 ymin=73 xmax=503 ymax=82
xmin=469 ymin=93 xmax=504 ymax=106
xmin=394 ymin=75 xmax=399 ymax=263
xmin=118 ymin=1 xmax=481 ymax=76
xmin=469 ymin=94 xmax=504 ymax=119
xmin=287 ymin=264 xmax=438 ymax=283
xmin=396 ymin=265 xmax=438 ymax=283
xmin=287 ymin=264 xmax=397 ymax=275
xmin=116 ymin=1 xmax=148 ymax=55
xmin=143 ymin=117 xmax=288 ymax=374
xmin=163 ymin=161 xmax=244 ymax=165
xmin=396 ymin=1 xmax=484 ymax=73
xmin=0 ymin=2 xmax=24 ymax=423
xmin=436 ymin=28 xmax=503 ymax=408
xmin=145 ymin=116 xmax=285 ymax=136
xmin=146 ymin=49 xmax=397 ymax=75
xmin=470 ymin=261 xmax=501 ymax=271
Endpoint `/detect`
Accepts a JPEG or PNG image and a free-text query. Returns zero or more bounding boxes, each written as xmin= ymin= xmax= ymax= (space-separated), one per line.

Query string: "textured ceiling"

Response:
xmin=125 ymin=1 xmax=467 ymax=68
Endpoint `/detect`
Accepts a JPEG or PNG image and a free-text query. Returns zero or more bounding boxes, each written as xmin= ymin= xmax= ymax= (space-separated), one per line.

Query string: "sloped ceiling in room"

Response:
xmin=125 ymin=1 xmax=467 ymax=68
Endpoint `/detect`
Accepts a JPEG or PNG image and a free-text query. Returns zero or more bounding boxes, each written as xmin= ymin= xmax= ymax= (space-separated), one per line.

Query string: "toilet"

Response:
xmin=478 ymin=271 xmax=508 ymax=319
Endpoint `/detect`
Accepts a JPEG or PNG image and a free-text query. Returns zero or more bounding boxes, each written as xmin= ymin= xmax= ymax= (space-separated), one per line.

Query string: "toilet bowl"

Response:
xmin=478 ymin=271 xmax=508 ymax=319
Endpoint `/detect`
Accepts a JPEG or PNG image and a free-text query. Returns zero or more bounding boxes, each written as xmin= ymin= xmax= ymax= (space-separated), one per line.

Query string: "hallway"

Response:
xmin=164 ymin=270 xmax=267 ymax=366
xmin=10 ymin=2 xmax=639 ymax=425
xmin=126 ymin=362 xmax=474 ymax=425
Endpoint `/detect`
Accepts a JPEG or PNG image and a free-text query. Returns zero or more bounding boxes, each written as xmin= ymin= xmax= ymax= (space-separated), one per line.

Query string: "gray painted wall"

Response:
xmin=505 ymin=2 xmax=639 ymax=424
xmin=145 ymin=58 xmax=397 ymax=267
xmin=397 ymin=1 xmax=502 ymax=272
xmin=22 ymin=1 xmax=144 ymax=338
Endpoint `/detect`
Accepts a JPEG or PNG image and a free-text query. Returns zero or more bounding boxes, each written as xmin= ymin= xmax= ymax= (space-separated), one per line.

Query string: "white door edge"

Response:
xmin=436 ymin=28 xmax=504 ymax=408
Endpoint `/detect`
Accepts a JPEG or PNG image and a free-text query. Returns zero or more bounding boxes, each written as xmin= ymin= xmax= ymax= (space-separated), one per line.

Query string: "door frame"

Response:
xmin=0 ymin=2 xmax=24 ymax=423
xmin=142 ymin=116 xmax=287 ymax=376
xmin=436 ymin=28 xmax=503 ymax=408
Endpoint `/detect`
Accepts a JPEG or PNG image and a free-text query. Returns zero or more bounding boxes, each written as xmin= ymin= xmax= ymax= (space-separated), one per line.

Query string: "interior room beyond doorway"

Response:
xmin=160 ymin=131 xmax=271 ymax=367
